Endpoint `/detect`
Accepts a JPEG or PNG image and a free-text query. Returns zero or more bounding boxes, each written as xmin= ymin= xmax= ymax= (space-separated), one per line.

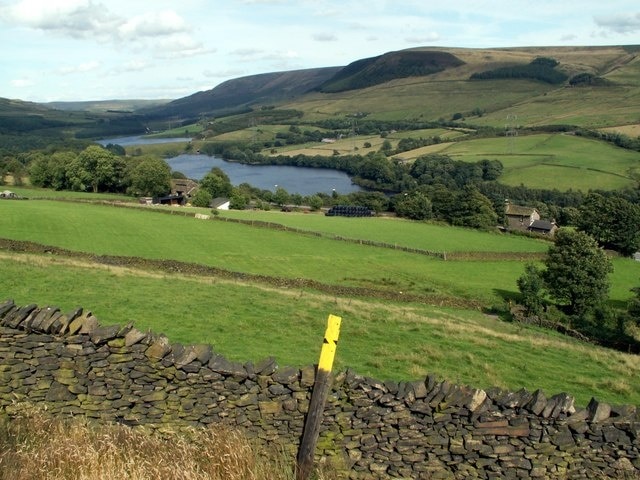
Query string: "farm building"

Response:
xmin=527 ymin=219 xmax=558 ymax=236
xmin=152 ymin=194 xmax=186 ymax=206
xmin=211 ymin=197 xmax=230 ymax=210
xmin=171 ymin=179 xmax=198 ymax=198
xmin=504 ymin=201 xmax=557 ymax=235
xmin=505 ymin=202 xmax=540 ymax=231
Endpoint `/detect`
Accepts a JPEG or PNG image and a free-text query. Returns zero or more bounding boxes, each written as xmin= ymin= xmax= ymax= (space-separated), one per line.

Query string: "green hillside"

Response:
xmin=1 ymin=198 xmax=639 ymax=406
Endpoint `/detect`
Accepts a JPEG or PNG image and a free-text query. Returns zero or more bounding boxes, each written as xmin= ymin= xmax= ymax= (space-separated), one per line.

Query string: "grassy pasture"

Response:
xmin=471 ymin=84 xmax=640 ymax=129
xmin=267 ymin=135 xmax=390 ymax=156
xmin=0 ymin=200 xmax=531 ymax=303
xmin=123 ymin=141 xmax=192 ymax=157
xmin=2 ymin=252 xmax=639 ymax=407
xmin=1 ymin=199 xmax=636 ymax=304
xmin=217 ymin=209 xmax=550 ymax=253
xmin=1 ymin=199 xmax=639 ymax=406
xmin=395 ymin=133 xmax=639 ymax=191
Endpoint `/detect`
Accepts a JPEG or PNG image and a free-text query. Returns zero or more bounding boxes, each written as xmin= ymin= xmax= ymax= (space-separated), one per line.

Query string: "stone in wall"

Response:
xmin=0 ymin=299 xmax=639 ymax=479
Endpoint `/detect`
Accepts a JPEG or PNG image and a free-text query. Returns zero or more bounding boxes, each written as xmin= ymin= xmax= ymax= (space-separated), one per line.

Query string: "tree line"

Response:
xmin=22 ymin=145 xmax=173 ymax=197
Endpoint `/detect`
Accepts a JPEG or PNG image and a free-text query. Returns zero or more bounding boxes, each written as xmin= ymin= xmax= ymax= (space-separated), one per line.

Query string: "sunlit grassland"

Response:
xmin=0 ymin=200 xmax=537 ymax=303
xmin=1 ymin=252 xmax=639 ymax=407
xmin=216 ymin=209 xmax=550 ymax=253
xmin=266 ymin=135 xmax=390 ymax=157
xmin=8 ymin=186 xmax=133 ymax=201
xmin=601 ymin=123 xmax=640 ymax=137
xmin=396 ymin=133 xmax=639 ymax=190
xmin=123 ymin=141 xmax=192 ymax=157
xmin=285 ymin=80 xmax=554 ymax=122
xmin=268 ymin=128 xmax=469 ymax=157
xmin=2 ymin=200 xmax=637 ymax=304
xmin=471 ymin=84 xmax=640 ymax=129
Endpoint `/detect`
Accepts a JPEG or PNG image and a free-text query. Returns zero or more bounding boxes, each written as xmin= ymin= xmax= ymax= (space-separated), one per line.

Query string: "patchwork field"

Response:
xmin=393 ymin=133 xmax=640 ymax=191
xmin=1 ymin=196 xmax=639 ymax=407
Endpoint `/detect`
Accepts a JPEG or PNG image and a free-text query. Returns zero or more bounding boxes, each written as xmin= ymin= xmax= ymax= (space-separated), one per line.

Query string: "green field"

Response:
xmin=218 ymin=209 xmax=551 ymax=253
xmin=395 ymin=133 xmax=640 ymax=190
xmin=1 ymin=249 xmax=638 ymax=408
xmin=1 ymin=198 xmax=639 ymax=407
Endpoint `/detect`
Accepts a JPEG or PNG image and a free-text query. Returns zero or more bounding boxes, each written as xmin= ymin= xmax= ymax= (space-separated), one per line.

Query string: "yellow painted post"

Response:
xmin=296 ymin=314 xmax=342 ymax=480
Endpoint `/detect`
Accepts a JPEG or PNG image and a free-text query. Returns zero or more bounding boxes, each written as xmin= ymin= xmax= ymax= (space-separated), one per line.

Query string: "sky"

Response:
xmin=0 ymin=0 xmax=639 ymax=103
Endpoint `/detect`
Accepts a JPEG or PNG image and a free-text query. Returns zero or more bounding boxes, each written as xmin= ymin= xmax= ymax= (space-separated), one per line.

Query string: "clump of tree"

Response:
xmin=470 ymin=57 xmax=568 ymax=84
xmin=516 ymin=229 xmax=639 ymax=351
xmin=576 ymin=192 xmax=640 ymax=256
xmin=28 ymin=145 xmax=172 ymax=197
xmin=569 ymin=72 xmax=609 ymax=87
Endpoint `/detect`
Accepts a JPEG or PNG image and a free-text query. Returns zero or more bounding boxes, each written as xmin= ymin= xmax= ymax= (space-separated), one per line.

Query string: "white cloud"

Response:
xmin=594 ymin=12 xmax=640 ymax=34
xmin=0 ymin=0 xmax=203 ymax=54
xmin=0 ymin=0 xmax=120 ymax=39
xmin=405 ymin=32 xmax=441 ymax=44
xmin=313 ymin=33 xmax=337 ymax=42
xmin=11 ymin=77 xmax=35 ymax=88
xmin=231 ymin=48 xmax=264 ymax=56
xmin=118 ymin=10 xmax=190 ymax=39
xmin=57 ymin=60 xmax=101 ymax=75
xmin=153 ymin=35 xmax=216 ymax=59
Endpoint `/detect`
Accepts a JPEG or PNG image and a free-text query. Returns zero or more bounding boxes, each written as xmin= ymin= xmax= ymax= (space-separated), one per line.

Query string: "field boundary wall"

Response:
xmin=0 ymin=299 xmax=638 ymax=479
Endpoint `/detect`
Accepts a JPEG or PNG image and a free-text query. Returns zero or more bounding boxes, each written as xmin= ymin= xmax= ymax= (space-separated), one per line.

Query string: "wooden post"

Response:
xmin=296 ymin=314 xmax=342 ymax=480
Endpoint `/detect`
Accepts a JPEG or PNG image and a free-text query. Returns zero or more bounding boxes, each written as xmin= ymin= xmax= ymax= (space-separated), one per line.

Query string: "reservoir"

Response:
xmin=99 ymin=136 xmax=360 ymax=196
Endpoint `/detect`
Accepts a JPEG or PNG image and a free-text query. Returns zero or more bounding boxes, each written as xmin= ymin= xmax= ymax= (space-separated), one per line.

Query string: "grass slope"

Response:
xmin=1 ymin=199 xmax=639 ymax=406
xmin=393 ymin=133 xmax=640 ymax=191
xmin=1 ymin=250 xmax=638 ymax=407
xmin=280 ymin=46 xmax=639 ymax=127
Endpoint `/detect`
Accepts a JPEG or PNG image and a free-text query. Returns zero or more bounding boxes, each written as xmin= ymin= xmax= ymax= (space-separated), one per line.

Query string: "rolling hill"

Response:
xmin=142 ymin=66 xmax=342 ymax=120
xmin=138 ymin=45 xmax=640 ymax=131
xmin=2 ymin=45 xmax=639 ymax=151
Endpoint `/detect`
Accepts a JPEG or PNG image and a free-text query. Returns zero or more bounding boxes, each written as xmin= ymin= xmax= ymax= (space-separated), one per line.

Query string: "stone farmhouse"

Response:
xmin=504 ymin=201 xmax=557 ymax=236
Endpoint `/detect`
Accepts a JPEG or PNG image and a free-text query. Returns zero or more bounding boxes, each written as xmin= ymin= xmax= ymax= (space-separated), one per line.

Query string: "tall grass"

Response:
xmin=0 ymin=407 xmax=325 ymax=480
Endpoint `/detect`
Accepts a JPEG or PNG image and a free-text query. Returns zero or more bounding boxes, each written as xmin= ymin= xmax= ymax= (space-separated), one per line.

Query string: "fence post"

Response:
xmin=296 ymin=314 xmax=342 ymax=480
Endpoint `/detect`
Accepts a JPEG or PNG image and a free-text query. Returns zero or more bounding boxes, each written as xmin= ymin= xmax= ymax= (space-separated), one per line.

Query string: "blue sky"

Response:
xmin=0 ymin=0 xmax=638 ymax=102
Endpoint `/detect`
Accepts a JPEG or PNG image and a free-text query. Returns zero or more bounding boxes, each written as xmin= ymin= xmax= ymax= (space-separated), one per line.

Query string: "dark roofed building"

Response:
xmin=527 ymin=219 xmax=558 ymax=236
xmin=505 ymin=202 xmax=540 ymax=231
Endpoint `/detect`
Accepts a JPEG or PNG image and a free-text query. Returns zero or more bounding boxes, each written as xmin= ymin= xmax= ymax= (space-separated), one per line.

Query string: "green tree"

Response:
xmin=543 ymin=229 xmax=613 ymax=317
xmin=191 ymin=189 xmax=213 ymax=208
xmin=127 ymin=157 xmax=172 ymax=197
xmin=577 ymin=193 xmax=640 ymax=256
xmin=200 ymin=167 xmax=233 ymax=198
xmin=27 ymin=153 xmax=49 ymax=187
xmin=308 ymin=194 xmax=323 ymax=211
xmin=229 ymin=193 xmax=248 ymax=210
xmin=5 ymin=158 xmax=25 ymax=186
xmin=273 ymin=186 xmax=290 ymax=206
xmin=394 ymin=191 xmax=433 ymax=220
xmin=29 ymin=152 xmax=75 ymax=190
xmin=517 ymin=264 xmax=546 ymax=317
xmin=357 ymin=153 xmax=395 ymax=184
xmin=49 ymin=152 xmax=76 ymax=190
xmin=75 ymin=145 xmax=121 ymax=193
xmin=450 ymin=187 xmax=498 ymax=229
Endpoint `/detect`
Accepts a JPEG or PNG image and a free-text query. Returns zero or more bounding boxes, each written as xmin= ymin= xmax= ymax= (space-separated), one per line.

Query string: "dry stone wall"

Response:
xmin=0 ymin=299 xmax=638 ymax=479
